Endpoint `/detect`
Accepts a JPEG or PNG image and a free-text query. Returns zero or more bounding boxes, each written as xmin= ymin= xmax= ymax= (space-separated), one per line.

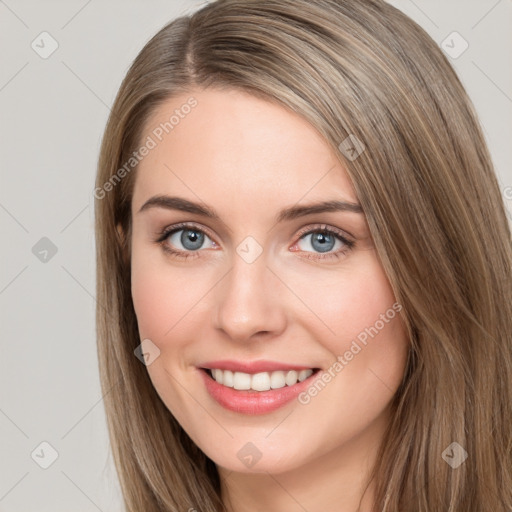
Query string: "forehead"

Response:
xmin=132 ymin=87 xmax=357 ymax=214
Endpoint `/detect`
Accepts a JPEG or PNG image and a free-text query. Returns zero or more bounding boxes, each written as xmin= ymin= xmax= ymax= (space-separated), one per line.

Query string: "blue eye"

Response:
xmin=293 ymin=227 xmax=354 ymax=260
xmin=155 ymin=223 xmax=355 ymax=261
xmin=156 ymin=223 xmax=216 ymax=259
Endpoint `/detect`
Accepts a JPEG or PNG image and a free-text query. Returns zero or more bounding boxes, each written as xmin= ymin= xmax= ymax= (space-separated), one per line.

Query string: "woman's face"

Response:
xmin=129 ymin=87 xmax=409 ymax=474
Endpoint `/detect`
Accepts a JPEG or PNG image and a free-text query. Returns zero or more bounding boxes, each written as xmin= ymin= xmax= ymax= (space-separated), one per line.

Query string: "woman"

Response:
xmin=94 ymin=0 xmax=512 ymax=510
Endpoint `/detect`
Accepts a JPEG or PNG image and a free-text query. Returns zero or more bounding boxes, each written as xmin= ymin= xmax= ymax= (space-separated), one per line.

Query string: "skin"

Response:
xmin=129 ymin=87 xmax=410 ymax=512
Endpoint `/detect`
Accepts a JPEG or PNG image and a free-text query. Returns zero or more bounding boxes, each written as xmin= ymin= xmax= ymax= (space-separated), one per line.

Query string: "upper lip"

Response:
xmin=199 ymin=360 xmax=317 ymax=374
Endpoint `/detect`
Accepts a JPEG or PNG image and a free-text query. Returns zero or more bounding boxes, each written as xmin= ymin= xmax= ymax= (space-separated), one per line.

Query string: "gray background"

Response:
xmin=0 ymin=1 xmax=510 ymax=510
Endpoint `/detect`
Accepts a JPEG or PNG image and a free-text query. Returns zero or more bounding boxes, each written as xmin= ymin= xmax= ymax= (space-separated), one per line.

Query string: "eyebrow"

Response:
xmin=137 ymin=195 xmax=363 ymax=222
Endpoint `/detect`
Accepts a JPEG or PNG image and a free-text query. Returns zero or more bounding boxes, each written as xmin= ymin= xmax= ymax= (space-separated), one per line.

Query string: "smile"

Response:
xmin=208 ymin=368 xmax=315 ymax=391
xmin=198 ymin=363 xmax=322 ymax=415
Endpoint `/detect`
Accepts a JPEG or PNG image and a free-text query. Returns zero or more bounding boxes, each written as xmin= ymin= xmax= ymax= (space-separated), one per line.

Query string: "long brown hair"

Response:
xmin=94 ymin=0 xmax=512 ymax=510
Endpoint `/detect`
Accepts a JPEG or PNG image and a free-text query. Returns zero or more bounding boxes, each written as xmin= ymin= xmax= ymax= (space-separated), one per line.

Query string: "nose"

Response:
xmin=212 ymin=250 xmax=287 ymax=343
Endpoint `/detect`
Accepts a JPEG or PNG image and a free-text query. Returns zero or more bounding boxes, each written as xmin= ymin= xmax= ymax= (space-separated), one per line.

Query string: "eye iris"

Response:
xmin=311 ymin=232 xmax=335 ymax=253
xmin=181 ymin=229 xmax=204 ymax=250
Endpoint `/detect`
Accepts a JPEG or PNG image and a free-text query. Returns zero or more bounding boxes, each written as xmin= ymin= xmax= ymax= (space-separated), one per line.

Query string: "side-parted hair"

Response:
xmin=94 ymin=1 xmax=512 ymax=510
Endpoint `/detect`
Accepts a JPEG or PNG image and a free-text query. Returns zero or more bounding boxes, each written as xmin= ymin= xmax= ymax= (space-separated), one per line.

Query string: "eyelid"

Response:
xmin=157 ymin=221 xmax=218 ymax=245
xmin=294 ymin=223 xmax=354 ymax=243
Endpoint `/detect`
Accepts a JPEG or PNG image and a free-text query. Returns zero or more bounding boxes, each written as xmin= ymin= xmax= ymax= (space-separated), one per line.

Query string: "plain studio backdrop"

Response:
xmin=0 ymin=1 xmax=511 ymax=510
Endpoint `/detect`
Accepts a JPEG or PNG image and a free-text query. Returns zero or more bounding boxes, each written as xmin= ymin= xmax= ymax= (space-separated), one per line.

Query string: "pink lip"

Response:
xmin=198 ymin=366 xmax=321 ymax=415
xmin=199 ymin=359 xmax=314 ymax=374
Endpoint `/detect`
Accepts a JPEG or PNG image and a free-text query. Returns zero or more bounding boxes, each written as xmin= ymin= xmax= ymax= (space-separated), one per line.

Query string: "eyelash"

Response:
xmin=154 ymin=222 xmax=355 ymax=262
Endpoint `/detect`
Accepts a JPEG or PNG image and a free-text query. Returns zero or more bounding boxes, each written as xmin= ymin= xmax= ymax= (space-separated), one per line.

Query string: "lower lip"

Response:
xmin=199 ymin=368 xmax=320 ymax=415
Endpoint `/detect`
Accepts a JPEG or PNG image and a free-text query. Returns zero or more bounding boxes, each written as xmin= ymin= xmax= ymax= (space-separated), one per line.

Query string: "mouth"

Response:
xmin=201 ymin=367 xmax=321 ymax=392
xmin=198 ymin=366 xmax=322 ymax=415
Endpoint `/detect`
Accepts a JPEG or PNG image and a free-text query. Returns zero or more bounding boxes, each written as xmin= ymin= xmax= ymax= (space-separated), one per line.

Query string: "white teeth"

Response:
xmin=212 ymin=369 xmax=223 ymax=385
xmin=270 ymin=371 xmax=286 ymax=389
xmin=298 ymin=369 xmax=312 ymax=381
xmin=233 ymin=372 xmax=251 ymax=390
xmin=285 ymin=370 xmax=298 ymax=386
xmin=251 ymin=372 xmax=271 ymax=391
xmin=209 ymin=368 xmax=314 ymax=391
xmin=223 ymin=370 xmax=234 ymax=387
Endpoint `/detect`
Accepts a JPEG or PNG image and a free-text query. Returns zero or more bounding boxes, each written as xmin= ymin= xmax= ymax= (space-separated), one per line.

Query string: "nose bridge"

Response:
xmin=213 ymin=241 xmax=285 ymax=341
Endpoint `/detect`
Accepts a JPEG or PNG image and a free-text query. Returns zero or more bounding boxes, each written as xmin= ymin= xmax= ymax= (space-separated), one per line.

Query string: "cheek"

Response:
xmin=294 ymin=251 xmax=409 ymax=392
xmin=130 ymin=245 xmax=215 ymax=347
xmin=327 ymin=262 xmax=408 ymax=396
xmin=337 ymin=268 xmax=399 ymax=343
xmin=130 ymin=242 xmax=187 ymax=341
xmin=131 ymin=264 xmax=173 ymax=340
xmin=293 ymin=259 xmax=408 ymax=441
xmin=291 ymin=252 xmax=401 ymax=347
